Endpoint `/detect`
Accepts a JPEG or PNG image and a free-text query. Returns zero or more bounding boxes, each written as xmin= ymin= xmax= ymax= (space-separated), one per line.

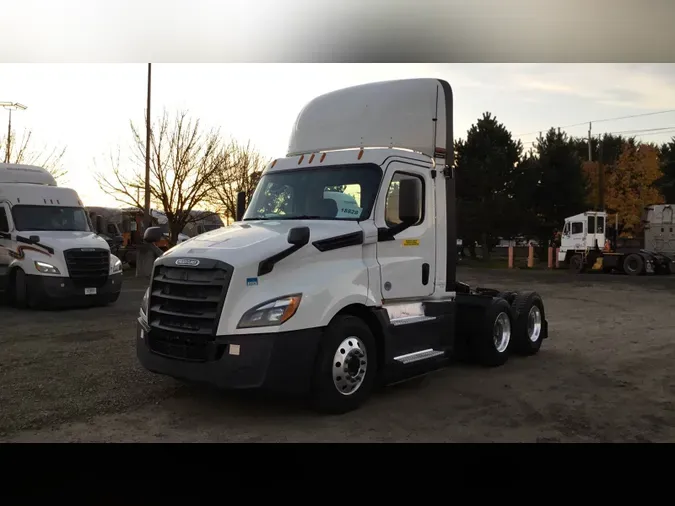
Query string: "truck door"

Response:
xmin=570 ymin=220 xmax=585 ymax=250
xmin=0 ymin=202 xmax=13 ymax=284
xmin=375 ymin=161 xmax=435 ymax=300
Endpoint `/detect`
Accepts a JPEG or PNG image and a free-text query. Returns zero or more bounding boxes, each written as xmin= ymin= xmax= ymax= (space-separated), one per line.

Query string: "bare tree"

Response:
xmin=95 ymin=110 xmax=223 ymax=244
xmin=208 ymin=139 xmax=268 ymax=222
xmin=1 ymin=128 xmax=68 ymax=182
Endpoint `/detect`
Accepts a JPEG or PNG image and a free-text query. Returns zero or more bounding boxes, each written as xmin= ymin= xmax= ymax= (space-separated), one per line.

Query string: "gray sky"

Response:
xmin=2 ymin=63 xmax=675 ymax=207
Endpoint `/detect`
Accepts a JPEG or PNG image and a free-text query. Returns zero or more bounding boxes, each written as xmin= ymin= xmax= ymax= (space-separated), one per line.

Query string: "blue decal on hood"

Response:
xmin=246 ymin=277 xmax=258 ymax=286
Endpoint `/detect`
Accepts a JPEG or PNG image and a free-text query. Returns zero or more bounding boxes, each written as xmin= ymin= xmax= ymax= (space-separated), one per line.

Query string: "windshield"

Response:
xmin=12 ymin=205 xmax=91 ymax=232
xmin=244 ymin=164 xmax=382 ymax=221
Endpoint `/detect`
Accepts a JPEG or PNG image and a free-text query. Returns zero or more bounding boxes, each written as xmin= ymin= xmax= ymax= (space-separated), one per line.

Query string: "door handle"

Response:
xmin=422 ymin=263 xmax=430 ymax=285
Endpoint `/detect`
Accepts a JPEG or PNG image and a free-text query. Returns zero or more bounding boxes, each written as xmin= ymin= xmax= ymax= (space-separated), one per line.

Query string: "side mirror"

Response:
xmin=287 ymin=226 xmax=310 ymax=247
xmin=397 ymin=178 xmax=421 ymax=225
xmin=236 ymin=191 xmax=246 ymax=221
xmin=143 ymin=226 xmax=163 ymax=244
xmin=95 ymin=215 xmax=105 ymax=234
xmin=29 ymin=235 xmax=41 ymax=243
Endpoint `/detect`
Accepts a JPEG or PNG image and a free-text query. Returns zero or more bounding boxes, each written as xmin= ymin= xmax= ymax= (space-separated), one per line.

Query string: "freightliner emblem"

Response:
xmin=175 ymin=258 xmax=200 ymax=266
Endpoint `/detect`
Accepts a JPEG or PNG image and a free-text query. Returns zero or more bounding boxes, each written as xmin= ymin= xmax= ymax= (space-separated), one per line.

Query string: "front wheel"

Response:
xmin=569 ymin=254 xmax=584 ymax=274
xmin=12 ymin=269 xmax=41 ymax=309
xmin=310 ymin=315 xmax=378 ymax=414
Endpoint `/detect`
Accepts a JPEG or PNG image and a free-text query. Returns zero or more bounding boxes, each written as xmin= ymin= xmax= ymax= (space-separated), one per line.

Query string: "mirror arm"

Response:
xmin=377 ymin=219 xmax=415 ymax=242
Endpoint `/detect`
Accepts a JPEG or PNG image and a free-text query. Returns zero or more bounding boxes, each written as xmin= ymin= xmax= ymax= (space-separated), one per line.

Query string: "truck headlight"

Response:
xmin=140 ymin=288 xmax=150 ymax=320
xmin=110 ymin=254 xmax=123 ymax=274
xmin=237 ymin=294 xmax=302 ymax=329
xmin=34 ymin=261 xmax=60 ymax=275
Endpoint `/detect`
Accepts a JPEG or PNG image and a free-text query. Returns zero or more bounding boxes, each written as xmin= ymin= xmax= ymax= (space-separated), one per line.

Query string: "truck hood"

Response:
xmin=18 ymin=230 xmax=110 ymax=251
xmin=160 ymin=220 xmax=363 ymax=267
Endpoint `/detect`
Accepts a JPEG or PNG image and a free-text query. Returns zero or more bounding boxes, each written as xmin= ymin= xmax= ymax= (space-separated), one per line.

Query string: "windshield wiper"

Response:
xmin=274 ymin=215 xmax=324 ymax=220
xmin=243 ymin=215 xmax=324 ymax=221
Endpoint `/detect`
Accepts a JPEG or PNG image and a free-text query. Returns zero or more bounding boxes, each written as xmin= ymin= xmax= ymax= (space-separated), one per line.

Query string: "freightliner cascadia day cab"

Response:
xmin=0 ymin=163 xmax=123 ymax=308
xmin=136 ymin=79 xmax=549 ymax=413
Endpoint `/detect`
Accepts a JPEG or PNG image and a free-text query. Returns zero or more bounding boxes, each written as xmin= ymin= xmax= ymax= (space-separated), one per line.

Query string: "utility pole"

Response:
xmin=1 ymin=102 xmax=27 ymax=163
xmin=136 ymin=64 xmax=154 ymax=278
xmin=587 ymin=122 xmax=592 ymax=162
xmin=598 ymin=134 xmax=604 ymax=210
xmin=5 ymin=110 xmax=9 ymax=163
xmin=144 ymin=63 xmax=152 ymax=230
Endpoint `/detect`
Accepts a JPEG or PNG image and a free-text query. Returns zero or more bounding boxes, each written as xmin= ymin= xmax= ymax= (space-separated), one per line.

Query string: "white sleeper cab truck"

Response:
xmin=0 ymin=163 xmax=123 ymax=308
xmin=136 ymin=79 xmax=549 ymax=413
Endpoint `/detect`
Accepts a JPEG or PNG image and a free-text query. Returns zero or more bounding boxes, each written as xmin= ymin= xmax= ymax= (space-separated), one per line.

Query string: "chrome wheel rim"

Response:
xmin=528 ymin=306 xmax=542 ymax=342
xmin=332 ymin=336 xmax=368 ymax=396
xmin=493 ymin=312 xmax=511 ymax=353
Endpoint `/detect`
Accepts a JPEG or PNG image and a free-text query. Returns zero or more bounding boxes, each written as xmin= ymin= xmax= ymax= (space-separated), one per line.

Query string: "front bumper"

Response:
xmin=136 ymin=318 xmax=324 ymax=394
xmin=26 ymin=272 xmax=123 ymax=306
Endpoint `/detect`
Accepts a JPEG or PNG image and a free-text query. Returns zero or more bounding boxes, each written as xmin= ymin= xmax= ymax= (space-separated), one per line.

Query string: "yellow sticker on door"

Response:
xmin=403 ymin=239 xmax=420 ymax=247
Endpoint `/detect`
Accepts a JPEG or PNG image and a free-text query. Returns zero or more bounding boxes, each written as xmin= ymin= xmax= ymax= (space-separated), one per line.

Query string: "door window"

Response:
xmin=571 ymin=222 xmax=583 ymax=235
xmin=384 ymin=172 xmax=424 ymax=227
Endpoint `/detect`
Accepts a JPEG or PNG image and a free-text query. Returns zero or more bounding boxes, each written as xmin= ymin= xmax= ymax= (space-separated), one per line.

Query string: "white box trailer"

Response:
xmin=136 ymin=79 xmax=549 ymax=413
xmin=0 ymin=163 xmax=123 ymax=308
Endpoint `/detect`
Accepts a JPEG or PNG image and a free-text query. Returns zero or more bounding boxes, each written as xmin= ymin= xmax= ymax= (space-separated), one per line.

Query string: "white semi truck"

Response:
xmin=558 ymin=210 xmax=674 ymax=275
xmin=136 ymin=79 xmax=549 ymax=413
xmin=0 ymin=163 xmax=123 ymax=308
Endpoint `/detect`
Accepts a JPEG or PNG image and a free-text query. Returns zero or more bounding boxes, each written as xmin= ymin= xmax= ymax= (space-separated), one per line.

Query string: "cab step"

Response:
xmin=394 ymin=348 xmax=446 ymax=364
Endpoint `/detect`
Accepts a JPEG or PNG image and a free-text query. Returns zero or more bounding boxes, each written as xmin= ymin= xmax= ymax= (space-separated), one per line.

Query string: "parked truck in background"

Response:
xmin=0 ymin=163 xmax=123 ymax=308
xmin=558 ymin=209 xmax=674 ymax=275
xmin=136 ymin=78 xmax=549 ymax=413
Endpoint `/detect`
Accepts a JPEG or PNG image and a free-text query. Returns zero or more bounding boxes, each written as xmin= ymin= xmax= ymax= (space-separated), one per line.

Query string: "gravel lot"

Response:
xmin=2 ymin=267 xmax=675 ymax=443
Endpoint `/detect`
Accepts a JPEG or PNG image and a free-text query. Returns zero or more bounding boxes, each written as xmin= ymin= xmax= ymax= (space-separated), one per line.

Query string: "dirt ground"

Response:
xmin=1 ymin=267 xmax=675 ymax=443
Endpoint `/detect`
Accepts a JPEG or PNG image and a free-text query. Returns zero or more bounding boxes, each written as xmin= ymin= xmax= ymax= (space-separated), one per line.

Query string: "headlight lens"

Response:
xmin=34 ymin=261 xmax=60 ymax=275
xmin=110 ymin=254 xmax=123 ymax=274
xmin=140 ymin=288 xmax=150 ymax=319
xmin=237 ymin=294 xmax=302 ymax=329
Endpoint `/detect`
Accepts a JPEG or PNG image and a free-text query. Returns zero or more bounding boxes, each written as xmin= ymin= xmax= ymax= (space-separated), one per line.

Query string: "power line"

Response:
xmin=514 ymin=109 xmax=675 ymax=139
xmin=521 ymin=125 xmax=675 ymax=145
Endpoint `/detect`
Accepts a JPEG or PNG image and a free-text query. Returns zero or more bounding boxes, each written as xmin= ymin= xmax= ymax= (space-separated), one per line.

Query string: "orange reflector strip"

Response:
xmin=320 ymin=153 xmax=326 ymax=162
xmin=308 ymin=154 xmax=315 ymax=164
xmin=357 ymin=149 xmax=364 ymax=160
xmin=298 ymin=155 xmax=304 ymax=164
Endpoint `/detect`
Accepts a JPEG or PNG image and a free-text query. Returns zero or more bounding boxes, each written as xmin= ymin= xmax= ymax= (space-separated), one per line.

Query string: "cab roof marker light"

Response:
xmin=308 ymin=154 xmax=315 ymax=164
xmin=270 ymin=159 xmax=277 ymax=168
xmin=298 ymin=154 xmax=304 ymax=164
xmin=357 ymin=149 xmax=364 ymax=160
xmin=320 ymin=153 xmax=326 ymax=163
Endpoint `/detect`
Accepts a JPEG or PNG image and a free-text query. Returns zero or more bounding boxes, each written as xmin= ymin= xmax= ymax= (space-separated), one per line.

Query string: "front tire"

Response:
xmin=470 ymin=298 xmax=513 ymax=367
xmin=13 ymin=269 xmax=29 ymax=309
xmin=569 ymin=254 xmax=584 ymax=274
xmin=310 ymin=315 xmax=378 ymax=414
